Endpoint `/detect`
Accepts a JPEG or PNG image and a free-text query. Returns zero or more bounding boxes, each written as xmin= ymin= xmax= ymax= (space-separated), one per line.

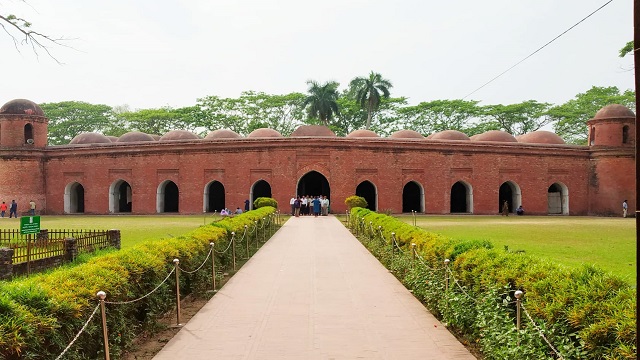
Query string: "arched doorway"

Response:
xmin=157 ymin=180 xmax=179 ymax=213
xmin=24 ymin=123 xmax=33 ymax=144
xmin=250 ymin=180 xmax=272 ymax=208
xmin=498 ymin=181 xmax=521 ymax=214
xmin=297 ymin=171 xmax=330 ymax=198
xmin=548 ymin=182 xmax=569 ymax=215
xmin=204 ymin=181 xmax=225 ymax=212
xmin=109 ymin=180 xmax=132 ymax=213
xmin=450 ymin=181 xmax=473 ymax=213
xmin=64 ymin=182 xmax=85 ymax=214
xmin=402 ymin=181 xmax=424 ymax=213
xmin=356 ymin=181 xmax=377 ymax=211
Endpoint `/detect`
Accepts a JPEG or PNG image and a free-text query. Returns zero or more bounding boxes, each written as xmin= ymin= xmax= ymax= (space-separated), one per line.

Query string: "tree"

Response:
xmin=1 ymin=4 xmax=70 ymax=62
xmin=619 ymin=41 xmax=634 ymax=57
xmin=548 ymin=86 xmax=635 ymax=144
xmin=395 ymin=99 xmax=482 ymax=135
xmin=39 ymin=101 xmax=114 ymax=145
xmin=348 ymin=72 xmax=393 ymax=129
xmin=481 ymin=100 xmax=552 ymax=136
xmin=302 ymin=80 xmax=340 ymax=126
xmin=115 ymin=107 xmax=199 ymax=136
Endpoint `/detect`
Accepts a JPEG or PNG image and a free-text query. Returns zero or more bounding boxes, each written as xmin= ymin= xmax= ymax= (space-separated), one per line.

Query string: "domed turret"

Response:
xmin=429 ymin=130 xmax=470 ymax=141
xmin=472 ymin=130 xmax=517 ymax=142
xmin=70 ymin=133 xmax=113 ymax=145
xmin=117 ymin=131 xmax=156 ymax=142
xmin=159 ymin=130 xmax=200 ymax=141
xmin=0 ymin=99 xmax=48 ymax=148
xmin=389 ymin=130 xmax=424 ymax=139
xmin=587 ymin=104 xmax=635 ymax=147
xmin=517 ymin=131 xmax=565 ymax=145
xmin=346 ymin=129 xmax=380 ymax=138
xmin=247 ymin=128 xmax=283 ymax=138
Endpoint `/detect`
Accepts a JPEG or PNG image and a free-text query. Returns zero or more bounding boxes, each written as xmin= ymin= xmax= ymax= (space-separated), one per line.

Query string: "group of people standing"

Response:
xmin=290 ymin=195 xmax=329 ymax=217
xmin=0 ymin=200 xmax=31 ymax=218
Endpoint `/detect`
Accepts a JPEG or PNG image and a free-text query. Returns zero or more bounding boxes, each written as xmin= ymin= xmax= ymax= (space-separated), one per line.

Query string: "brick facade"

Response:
xmin=0 ymin=100 xmax=635 ymax=216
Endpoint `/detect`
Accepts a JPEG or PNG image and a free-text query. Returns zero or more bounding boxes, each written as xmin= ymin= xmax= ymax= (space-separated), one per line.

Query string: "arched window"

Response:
xmin=157 ymin=180 xmax=179 ymax=213
xmin=450 ymin=181 xmax=473 ymax=213
xmin=589 ymin=127 xmax=596 ymax=146
xmin=250 ymin=180 xmax=272 ymax=208
xmin=355 ymin=181 xmax=377 ymax=211
xmin=547 ymin=182 xmax=569 ymax=215
xmin=402 ymin=181 xmax=424 ymax=213
xmin=24 ymin=123 xmax=34 ymax=144
xmin=622 ymin=125 xmax=629 ymax=144
xmin=109 ymin=180 xmax=132 ymax=213
xmin=498 ymin=181 xmax=522 ymax=214
xmin=204 ymin=181 xmax=225 ymax=212
xmin=64 ymin=182 xmax=85 ymax=214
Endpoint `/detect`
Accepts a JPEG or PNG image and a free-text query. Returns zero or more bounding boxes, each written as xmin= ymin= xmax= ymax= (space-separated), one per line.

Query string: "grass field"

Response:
xmin=0 ymin=214 xmax=221 ymax=249
xmin=397 ymin=215 xmax=637 ymax=284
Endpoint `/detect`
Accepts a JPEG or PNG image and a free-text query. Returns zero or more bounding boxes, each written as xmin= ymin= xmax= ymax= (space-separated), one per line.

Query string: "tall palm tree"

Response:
xmin=302 ymin=80 xmax=340 ymax=126
xmin=349 ymin=72 xmax=392 ymax=129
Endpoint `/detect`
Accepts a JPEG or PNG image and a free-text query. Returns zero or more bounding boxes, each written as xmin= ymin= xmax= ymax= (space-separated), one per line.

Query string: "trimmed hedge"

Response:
xmin=253 ymin=197 xmax=278 ymax=209
xmin=349 ymin=207 xmax=636 ymax=359
xmin=0 ymin=207 xmax=277 ymax=359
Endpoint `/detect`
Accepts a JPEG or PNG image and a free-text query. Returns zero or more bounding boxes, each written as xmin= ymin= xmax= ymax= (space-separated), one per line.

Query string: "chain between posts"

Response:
xmin=54 ymin=303 xmax=101 ymax=360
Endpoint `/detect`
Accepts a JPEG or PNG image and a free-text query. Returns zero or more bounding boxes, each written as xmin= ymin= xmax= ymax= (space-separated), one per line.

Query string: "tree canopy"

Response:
xmin=348 ymin=72 xmax=393 ymax=130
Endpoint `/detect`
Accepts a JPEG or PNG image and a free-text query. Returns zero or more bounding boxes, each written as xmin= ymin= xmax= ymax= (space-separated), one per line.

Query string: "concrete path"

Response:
xmin=154 ymin=215 xmax=475 ymax=360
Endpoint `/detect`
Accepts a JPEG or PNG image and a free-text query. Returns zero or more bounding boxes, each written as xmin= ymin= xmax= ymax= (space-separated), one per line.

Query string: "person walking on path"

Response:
xmin=293 ymin=196 xmax=301 ymax=217
xmin=29 ymin=200 xmax=36 ymax=216
xmin=9 ymin=200 xmax=17 ymax=218
xmin=321 ymin=196 xmax=330 ymax=216
xmin=290 ymin=196 xmax=296 ymax=216
xmin=623 ymin=199 xmax=628 ymax=218
xmin=501 ymin=200 xmax=509 ymax=216
xmin=0 ymin=201 xmax=6 ymax=218
xmin=312 ymin=196 xmax=321 ymax=217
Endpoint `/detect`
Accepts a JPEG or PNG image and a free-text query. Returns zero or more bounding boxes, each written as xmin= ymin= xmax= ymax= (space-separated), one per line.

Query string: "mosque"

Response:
xmin=0 ymin=98 xmax=635 ymax=216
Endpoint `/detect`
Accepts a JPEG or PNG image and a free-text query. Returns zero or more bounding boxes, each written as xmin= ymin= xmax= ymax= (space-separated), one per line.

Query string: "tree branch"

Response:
xmin=0 ymin=13 xmax=74 ymax=64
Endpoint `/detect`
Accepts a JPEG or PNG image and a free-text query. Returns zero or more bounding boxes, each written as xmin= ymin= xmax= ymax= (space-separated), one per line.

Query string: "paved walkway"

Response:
xmin=154 ymin=215 xmax=475 ymax=360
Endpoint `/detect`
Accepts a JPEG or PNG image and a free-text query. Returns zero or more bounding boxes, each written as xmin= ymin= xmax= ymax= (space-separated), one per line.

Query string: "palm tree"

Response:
xmin=302 ymin=80 xmax=340 ymax=126
xmin=349 ymin=72 xmax=392 ymax=129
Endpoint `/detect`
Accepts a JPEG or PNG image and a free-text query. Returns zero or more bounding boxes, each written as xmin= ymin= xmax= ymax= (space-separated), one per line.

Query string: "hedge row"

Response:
xmin=0 ymin=207 xmax=277 ymax=360
xmin=349 ymin=208 xmax=636 ymax=359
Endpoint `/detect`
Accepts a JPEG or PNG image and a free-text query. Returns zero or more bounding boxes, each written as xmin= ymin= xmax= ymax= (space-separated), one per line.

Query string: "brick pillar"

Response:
xmin=0 ymin=248 xmax=14 ymax=280
xmin=108 ymin=230 xmax=121 ymax=250
xmin=64 ymin=238 xmax=77 ymax=262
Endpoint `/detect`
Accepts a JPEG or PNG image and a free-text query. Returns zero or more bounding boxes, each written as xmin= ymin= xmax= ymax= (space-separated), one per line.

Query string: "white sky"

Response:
xmin=1 ymin=0 xmax=634 ymax=110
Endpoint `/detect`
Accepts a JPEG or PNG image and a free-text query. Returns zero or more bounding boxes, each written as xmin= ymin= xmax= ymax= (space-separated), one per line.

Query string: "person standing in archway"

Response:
xmin=290 ymin=196 xmax=296 ymax=216
xmin=244 ymin=199 xmax=250 ymax=212
xmin=501 ymin=200 xmax=509 ymax=216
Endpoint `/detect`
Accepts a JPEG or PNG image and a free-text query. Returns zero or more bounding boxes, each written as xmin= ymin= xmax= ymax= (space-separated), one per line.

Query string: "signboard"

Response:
xmin=20 ymin=216 xmax=41 ymax=235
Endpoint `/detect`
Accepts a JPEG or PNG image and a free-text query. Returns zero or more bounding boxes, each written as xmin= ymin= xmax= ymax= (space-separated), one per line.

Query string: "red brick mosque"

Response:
xmin=0 ymin=99 xmax=635 ymax=216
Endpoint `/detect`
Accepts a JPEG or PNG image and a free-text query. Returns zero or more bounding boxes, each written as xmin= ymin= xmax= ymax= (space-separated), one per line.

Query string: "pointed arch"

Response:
xmin=64 ymin=182 xmax=85 ymax=214
xmin=402 ymin=181 xmax=424 ymax=213
xmin=204 ymin=180 xmax=225 ymax=212
xmin=24 ymin=123 xmax=34 ymax=144
xmin=450 ymin=181 xmax=473 ymax=213
xmin=548 ymin=182 xmax=569 ymax=215
xmin=356 ymin=180 xmax=377 ymax=211
xmin=498 ymin=181 xmax=521 ymax=214
xmin=297 ymin=170 xmax=330 ymax=198
xmin=157 ymin=180 xmax=179 ymax=213
xmin=250 ymin=180 xmax=272 ymax=209
xmin=109 ymin=179 xmax=132 ymax=213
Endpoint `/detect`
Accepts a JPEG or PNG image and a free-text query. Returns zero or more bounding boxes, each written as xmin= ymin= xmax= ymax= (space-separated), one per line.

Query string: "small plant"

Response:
xmin=344 ymin=195 xmax=367 ymax=209
xmin=253 ymin=197 xmax=278 ymax=209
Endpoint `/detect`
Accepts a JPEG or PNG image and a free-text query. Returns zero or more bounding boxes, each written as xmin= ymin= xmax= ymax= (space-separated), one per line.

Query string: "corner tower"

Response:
xmin=587 ymin=104 xmax=636 ymax=215
xmin=0 ymin=99 xmax=48 ymax=214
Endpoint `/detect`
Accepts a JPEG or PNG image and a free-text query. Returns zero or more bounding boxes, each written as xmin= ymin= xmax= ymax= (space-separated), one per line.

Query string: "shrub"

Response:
xmin=0 ymin=207 xmax=277 ymax=359
xmin=253 ymin=197 xmax=278 ymax=209
xmin=344 ymin=195 xmax=367 ymax=209
xmin=348 ymin=207 xmax=636 ymax=359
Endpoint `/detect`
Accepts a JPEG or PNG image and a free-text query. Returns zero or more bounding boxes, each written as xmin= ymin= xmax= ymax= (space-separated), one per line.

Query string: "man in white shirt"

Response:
xmin=321 ymin=196 xmax=330 ymax=216
xmin=290 ymin=197 xmax=296 ymax=216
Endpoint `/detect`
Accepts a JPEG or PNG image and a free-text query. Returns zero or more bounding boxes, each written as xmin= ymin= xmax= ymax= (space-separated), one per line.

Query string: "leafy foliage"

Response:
xmin=348 ymin=72 xmax=393 ymax=129
xmin=302 ymin=80 xmax=340 ymax=126
xmin=344 ymin=195 xmax=367 ymax=209
xmin=253 ymin=197 xmax=278 ymax=209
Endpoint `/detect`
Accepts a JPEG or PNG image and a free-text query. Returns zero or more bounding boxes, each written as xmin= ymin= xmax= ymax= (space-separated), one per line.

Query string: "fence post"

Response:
xmin=262 ymin=218 xmax=266 ymax=242
xmin=515 ymin=290 xmax=523 ymax=331
xmin=411 ymin=243 xmax=416 ymax=265
xmin=0 ymin=248 xmax=14 ymax=280
xmin=391 ymin=233 xmax=396 ymax=255
xmin=26 ymin=234 xmax=31 ymax=276
xmin=173 ymin=259 xmax=182 ymax=326
xmin=444 ymin=259 xmax=450 ymax=291
xmin=108 ymin=230 xmax=121 ymax=250
xmin=64 ymin=237 xmax=77 ymax=262
xmin=96 ymin=291 xmax=111 ymax=360
xmin=210 ymin=243 xmax=216 ymax=291
xmin=245 ymin=225 xmax=250 ymax=259
xmin=254 ymin=221 xmax=259 ymax=250
xmin=377 ymin=226 xmax=382 ymax=242
xmin=231 ymin=232 xmax=236 ymax=271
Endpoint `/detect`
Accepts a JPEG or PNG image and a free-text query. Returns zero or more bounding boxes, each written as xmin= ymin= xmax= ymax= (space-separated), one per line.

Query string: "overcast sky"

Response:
xmin=1 ymin=0 xmax=634 ymax=110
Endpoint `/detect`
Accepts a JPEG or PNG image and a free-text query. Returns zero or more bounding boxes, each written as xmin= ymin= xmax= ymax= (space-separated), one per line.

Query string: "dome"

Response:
xmin=290 ymin=125 xmax=336 ymax=137
xmin=0 ymin=99 xmax=45 ymax=116
xmin=389 ymin=130 xmax=424 ymax=139
xmin=429 ymin=130 xmax=470 ymax=141
xmin=247 ymin=128 xmax=283 ymax=138
xmin=592 ymin=104 xmax=635 ymax=120
xmin=117 ymin=131 xmax=156 ymax=142
xmin=159 ymin=130 xmax=200 ymax=141
xmin=517 ymin=131 xmax=565 ymax=145
xmin=69 ymin=133 xmax=112 ymax=145
xmin=106 ymin=136 xmax=119 ymax=142
xmin=205 ymin=129 xmax=243 ymax=139
xmin=346 ymin=129 xmax=380 ymax=138
xmin=472 ymin=130 xmax=517 ymax=142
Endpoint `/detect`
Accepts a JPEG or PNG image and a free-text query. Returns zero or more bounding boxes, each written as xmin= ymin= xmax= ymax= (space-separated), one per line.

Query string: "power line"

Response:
xmin=462 ymin=0 xmax=615 ymax=100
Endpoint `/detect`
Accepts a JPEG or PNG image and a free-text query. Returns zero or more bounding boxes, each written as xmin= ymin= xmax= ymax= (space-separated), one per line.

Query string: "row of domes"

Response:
xmin=69 ymin=126 xmax=567 ymax=145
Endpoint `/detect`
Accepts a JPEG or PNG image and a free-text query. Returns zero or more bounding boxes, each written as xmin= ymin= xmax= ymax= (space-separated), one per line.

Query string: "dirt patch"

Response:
xmin=121 ymin=294 xmax=212 ymax=360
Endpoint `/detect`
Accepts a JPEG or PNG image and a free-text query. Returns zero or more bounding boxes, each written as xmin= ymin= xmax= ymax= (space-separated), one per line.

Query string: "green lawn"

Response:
xmin=0 ymin=215 xmax=222 ymax=248
xmin=397 ymin=215 xmax=637 ymax=284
